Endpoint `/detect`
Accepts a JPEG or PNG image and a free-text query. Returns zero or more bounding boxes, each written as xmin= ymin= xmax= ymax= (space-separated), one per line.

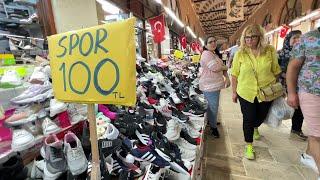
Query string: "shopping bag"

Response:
xmin=264 ymin=97 xmax=294 ymax=128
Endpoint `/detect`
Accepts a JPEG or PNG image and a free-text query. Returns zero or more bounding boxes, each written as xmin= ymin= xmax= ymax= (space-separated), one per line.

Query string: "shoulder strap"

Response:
xmin=247 ymin=53 xmax=260 ymax=87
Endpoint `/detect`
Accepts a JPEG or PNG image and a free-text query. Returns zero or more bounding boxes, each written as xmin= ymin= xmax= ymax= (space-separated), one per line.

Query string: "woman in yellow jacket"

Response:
xmin=231 ymin=24 xmax=281 ymax=160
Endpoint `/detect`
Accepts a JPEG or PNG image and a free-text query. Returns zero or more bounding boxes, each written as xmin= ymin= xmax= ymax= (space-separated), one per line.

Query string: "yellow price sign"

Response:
xmin=48 ymin=18 xmax=137 ymax=106
xmin=192 ymin=54 xmax=201 ymax=63
xmin=173 ymin=50 xmax=184 ymax=60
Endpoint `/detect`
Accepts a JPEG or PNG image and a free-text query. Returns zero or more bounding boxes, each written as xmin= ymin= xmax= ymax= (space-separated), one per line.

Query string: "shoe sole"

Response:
xmin=12 ymin=139 xmax=35 ymax=152
xmin=182 ymin=112 xmax=204 ymax=117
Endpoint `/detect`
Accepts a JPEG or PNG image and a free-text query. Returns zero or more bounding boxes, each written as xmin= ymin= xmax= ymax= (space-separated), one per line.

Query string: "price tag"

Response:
xmin=192 ymin=54 xmax=201 ymax=63
xmin=173 ymin=50 xmax=184 ymax=60
xmin=48 ymin=18 xmax=137 ymax=106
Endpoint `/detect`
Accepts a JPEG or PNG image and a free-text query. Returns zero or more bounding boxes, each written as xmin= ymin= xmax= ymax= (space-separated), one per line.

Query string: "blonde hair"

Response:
xmin=239 ymin=24 xmax=267 ymax=54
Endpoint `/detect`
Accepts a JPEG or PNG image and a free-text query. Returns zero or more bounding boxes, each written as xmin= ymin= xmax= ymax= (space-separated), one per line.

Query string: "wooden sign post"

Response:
xmin=47 ymin=18 xmax=137 ymax=179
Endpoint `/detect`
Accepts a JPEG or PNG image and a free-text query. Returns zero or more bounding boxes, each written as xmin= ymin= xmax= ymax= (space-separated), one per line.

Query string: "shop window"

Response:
xmin=279 ymin=0 xmax=302 ymax=25
xmin=312 ymin=0 xmax=320 ymax=10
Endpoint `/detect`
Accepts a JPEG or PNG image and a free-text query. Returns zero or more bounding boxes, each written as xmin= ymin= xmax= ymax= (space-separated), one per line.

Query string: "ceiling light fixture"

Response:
xmin=187 ymin=26 xmax=197 ymax=38
xmin=163 ymin=7 xmax=184 ymax=27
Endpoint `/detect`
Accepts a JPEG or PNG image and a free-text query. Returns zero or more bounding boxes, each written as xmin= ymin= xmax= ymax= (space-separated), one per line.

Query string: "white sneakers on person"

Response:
xmin=300 ymin=153 xmax=319 ymax=173
xmin=64 ymin=132 xmax=88 ymax=175
xmin=42 ymin=118 xmax=60 ymax=136
xmin=50 ymin=99 xmax=68 ymax=117
xmin=11 ymin=129 xmax=35 ymax=152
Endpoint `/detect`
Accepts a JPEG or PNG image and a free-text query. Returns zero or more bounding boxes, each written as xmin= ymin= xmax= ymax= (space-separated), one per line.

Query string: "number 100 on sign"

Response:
xmin=48 ymin=18 xmax=137 ymax=106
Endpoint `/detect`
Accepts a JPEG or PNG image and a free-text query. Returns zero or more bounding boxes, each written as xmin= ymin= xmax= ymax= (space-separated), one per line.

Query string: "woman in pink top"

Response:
xmin=199 ymin=36 xmax=230 ymax=138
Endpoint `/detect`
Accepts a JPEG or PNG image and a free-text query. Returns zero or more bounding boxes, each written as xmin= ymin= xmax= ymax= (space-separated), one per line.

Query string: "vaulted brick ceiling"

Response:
xmin=191 ymin=0 xmax=266 ymax=40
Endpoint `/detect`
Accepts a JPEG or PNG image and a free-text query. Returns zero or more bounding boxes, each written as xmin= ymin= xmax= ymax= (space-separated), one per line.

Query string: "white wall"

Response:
xmin=51 ymin=0 xmax=99 ymax=33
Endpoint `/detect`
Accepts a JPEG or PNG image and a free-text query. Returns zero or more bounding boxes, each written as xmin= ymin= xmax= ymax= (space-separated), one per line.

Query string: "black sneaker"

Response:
xmin=0 ymin=155 xmax=28 ymax=180
xmin=180 ymin=130 xmax=197 ymax=145
xmin=135 ymin=122 xmax=154 ymax=145
xmin=154 ymin=112 xmax=167 ymax=134
xmin=151 ymin=132 xmax=189 ymax=175
xmin=182 ymin=104 xmax=205 ymax=117
xmin=172 ymin=108 xmax=189 ymax=122
xmin=98 ymin=138 xmax=122 ymax=158
xmin=211 ymin=128 xmax=220 ymax=138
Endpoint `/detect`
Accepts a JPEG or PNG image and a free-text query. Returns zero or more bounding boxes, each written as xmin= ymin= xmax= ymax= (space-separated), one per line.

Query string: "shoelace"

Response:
xmin=50 ymin=147 xmax=63 ymax=159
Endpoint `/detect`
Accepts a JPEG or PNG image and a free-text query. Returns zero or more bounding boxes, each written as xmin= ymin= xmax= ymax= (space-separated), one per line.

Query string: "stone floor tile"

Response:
xmin=243 ymin=160 xmax=305 ymax=180
xmin=269 ymin=148 xmax=303 ymax=165
xmin=231 ymin=144 xmax=274 ymax=162
xmin=205 ymin=155 xmax=246 ymax=176
xmin=206 ymin=136 xmax=233 ymax=157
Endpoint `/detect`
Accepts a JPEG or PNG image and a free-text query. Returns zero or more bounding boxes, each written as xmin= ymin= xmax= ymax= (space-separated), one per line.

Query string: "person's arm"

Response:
xmin=230 ymin=52 xmax=240 ymax=103
xmin=223 ymin=70 xmax=230 ymax=88
xmin=286 ymin=60 xmax=303 ymax=108
xmin=286 ymin=36 xmax=305 ymax=109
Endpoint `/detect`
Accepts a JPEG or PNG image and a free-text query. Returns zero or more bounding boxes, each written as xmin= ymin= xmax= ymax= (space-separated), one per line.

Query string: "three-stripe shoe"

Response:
xmin=131 ymin=144 xmax=170 ymax=168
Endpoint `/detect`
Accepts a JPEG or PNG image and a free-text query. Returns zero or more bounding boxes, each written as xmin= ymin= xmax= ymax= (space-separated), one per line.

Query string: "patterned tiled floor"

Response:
xmin=202 ymin=88 xmax=319 ymax=180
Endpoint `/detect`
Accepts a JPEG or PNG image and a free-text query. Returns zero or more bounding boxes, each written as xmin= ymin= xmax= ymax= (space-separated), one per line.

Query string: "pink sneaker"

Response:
xmin=98 ymin=105 xmax=117 ymax=120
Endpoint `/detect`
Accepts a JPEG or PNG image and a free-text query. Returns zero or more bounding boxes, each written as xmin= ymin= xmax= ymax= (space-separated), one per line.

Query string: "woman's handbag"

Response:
xmin=247 ymin=54 xmax=284 ymax=102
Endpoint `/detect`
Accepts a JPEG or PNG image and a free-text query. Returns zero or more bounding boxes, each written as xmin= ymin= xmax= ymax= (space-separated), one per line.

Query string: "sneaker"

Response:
xmin=49 ymin=99 xmax=68 ymax=117
xmin=0 ymin=70 xmax=22 ymax=88
xmin=11 ymin=129 xmax=35 ymax=152
xmin=131 ymin=144 xmax=170 ymax=168
xmin=245 ymin=144 xmax=255 ymax=160
xmin=174 ymin=138 xmax=197 ymax=151
xmin=4 ymin=105 xmax=40 ymax=127
xmin=291 ymin=130 xmax=308 ymax=141
xmin=180 ymin=130 xmax=198 ymax=145
xmin=98 ymin=104 xmax=117 ymax=120
xmin=182 ymin=104 xmax=205 ymax=117
xmin=67 ymin=104 xmax=85 ymax=125
xmin=142 ymin=164 xmax=164 ymax=180
xmin=178 ymin=122 xmax=200 ymax=138
xmin=0 ymin=155 xmax=28 ymax=180
xmin=101 ymin=123 xmax=119 ymax=140
xmin=164 ymin=168 xmax=191 ymax=179
xmin=119 ymin=170 xmax=135 ymax=180
xmin=179 ymin=146 xmax=196 ymax=162
xmin=172 ymin=108 xmax=189 ymax=122
xmin=31 ymin=159 xmax=44 ymax=179
xmin=64 ymin=132 xmax=88 ymax=175
xmin=98 ymin=138 xmax=122 ymax=158
xmin=11 ymin=82 xmax=52 ymax=104
xmin=29 ymin=66 xmax=48 ymax=84
xmin=135 ymin=122 xmax=154 ymax=145
xmin=211 ymin=128 xmax=220 ymax=138
xmin=300 ymin=153 xmax=319 ymax=173
xmin=44 ymin=134 xmax=67 ymax=175
xmin=154 ymin=112 xmax=167 ymax=134
xmin=96 ymin=112 xmax=111 ymax=127
xmin=253 ymin=128 xmax=260 ymax=140
xmin=165 ymin=119 xmax=181 ymax=141
xmin=42 ymin=118 xmax=60 ymax=136
xmin=170 ymin=92 xmax=182 ymax=104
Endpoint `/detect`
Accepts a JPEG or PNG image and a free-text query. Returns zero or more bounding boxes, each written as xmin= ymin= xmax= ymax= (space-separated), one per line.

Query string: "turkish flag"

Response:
xmin=279 ymin=25 xmax=290 ymax=38
xmin=179 ymin=34 xmax=187 ymax=49
xmin=191 ymin=42 xmax=197 ymax=51
xmin=196 ymin=42 xmax=201 ymax=51
xmin=148 ymin=14 xmax=166 ymax=43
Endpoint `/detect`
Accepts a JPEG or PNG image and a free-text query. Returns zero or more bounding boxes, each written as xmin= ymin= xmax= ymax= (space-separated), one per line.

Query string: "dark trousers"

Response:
xmin=238 ymin=96 xmax=273 ymax=143
xmin=291 ymin=106 xmax=304 ymax=132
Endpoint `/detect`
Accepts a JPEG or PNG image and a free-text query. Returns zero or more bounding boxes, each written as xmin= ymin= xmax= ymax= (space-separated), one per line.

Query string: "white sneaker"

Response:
xmin=67 ymin=104 xmax=85 ymax=124
xmin=154 ymin=98 xmax=172 ymax=118
xmin=179 ymin=146 xmax=196 ymax=162
xmin=31 ymin=159 xmax=45 ymax=179
xmin=49 ymin=99 xmax=68 ymax=117
xmin=42 ymin=118 xmax=60 ymax=136
xmin=0 ymin=70 xmax=22 ymax=87
xmin=174 ymin=138 xmax=197 ymax=150
xmin=178 ymin=122 xmax=200 ymax=138
xmin=43 ymin=162 xmax=62 ymax=180
xmin=101 ymin=123 xmax=119 ymax=140
xmin=64 ymin=132 xmax=88 ymax=175
xmin=29 ymin=66 xmax=48 ymax=83
xmin=143 ymin=164 xmax=164 ymax=180
xmin=11 ymin=129 xmax=35 ymax=152
xmin=300 ymin=153 xmax=319 ymax=173
xmin=165 ymin=119 xmax=181 ymax=141
xmin=170 ymin=93 xmax=182 ymax=104
xmin=165 ymin=168 xmax=191 ymax=180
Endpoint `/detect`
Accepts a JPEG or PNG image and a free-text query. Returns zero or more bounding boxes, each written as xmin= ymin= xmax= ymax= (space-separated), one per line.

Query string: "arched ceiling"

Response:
xmin=191 ymin=0 xmax=267 ymax=40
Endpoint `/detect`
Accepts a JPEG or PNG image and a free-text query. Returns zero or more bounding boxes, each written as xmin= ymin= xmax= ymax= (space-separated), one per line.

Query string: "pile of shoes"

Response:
xmin=1 ymin=60 xmax=87 ymax=152
xmin=86 ymin=55 xmax=207 ymax=179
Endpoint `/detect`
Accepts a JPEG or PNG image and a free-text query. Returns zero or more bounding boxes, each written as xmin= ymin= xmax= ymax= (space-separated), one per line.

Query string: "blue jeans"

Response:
xmin=203 ymin=90 xmax=221 ymax=129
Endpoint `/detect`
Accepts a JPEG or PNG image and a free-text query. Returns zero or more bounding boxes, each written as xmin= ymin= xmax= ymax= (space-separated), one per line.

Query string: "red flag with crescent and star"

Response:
xmin=179 ymin=34 xmax=187 ymax=49
xmin=148 ymin=14 xmax=166 ymax=43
